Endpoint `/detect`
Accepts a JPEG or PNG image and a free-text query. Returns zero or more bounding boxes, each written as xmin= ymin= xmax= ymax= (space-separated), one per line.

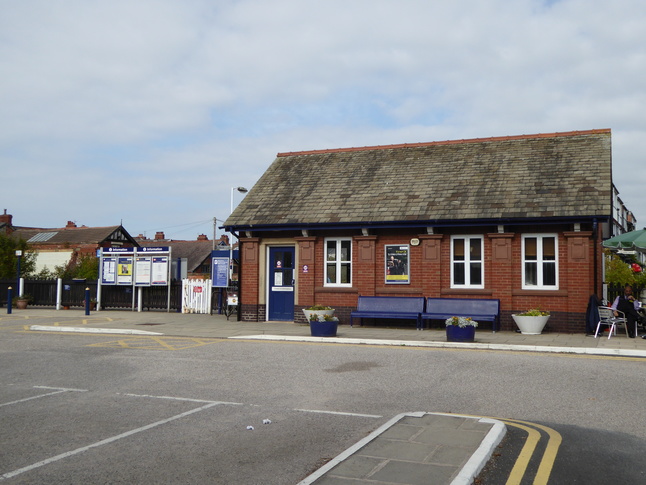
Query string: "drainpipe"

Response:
xmin=593 ymin=218 xmax=599 ymax=295
xmin=231 ymin=228 xmax=242 ymax=322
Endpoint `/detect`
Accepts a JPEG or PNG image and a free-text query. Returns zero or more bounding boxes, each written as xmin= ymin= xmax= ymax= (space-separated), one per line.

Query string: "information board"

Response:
xmin=151 ymin=256 xmax=169 ymax=285
xmin=135 ymin=257 xmax=152 ymax=286
xmin=117 ymin=256 xmax=133 ymax=285
xmin=101 ymin=257 xmax=117 ymax=285
xmin=212 ymin=257 xmax=229 ymax=287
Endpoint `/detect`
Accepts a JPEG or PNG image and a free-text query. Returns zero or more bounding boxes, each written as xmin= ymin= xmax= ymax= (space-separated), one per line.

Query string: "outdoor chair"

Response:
xmin=595 ymin=306 xmax=629 ymax=339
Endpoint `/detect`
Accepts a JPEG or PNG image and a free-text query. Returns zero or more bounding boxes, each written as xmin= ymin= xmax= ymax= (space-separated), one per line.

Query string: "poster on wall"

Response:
xmin=117 ymin=256 xmax=133 ymax=285
xmin=385 ymin=245 xmax=410 ymax=284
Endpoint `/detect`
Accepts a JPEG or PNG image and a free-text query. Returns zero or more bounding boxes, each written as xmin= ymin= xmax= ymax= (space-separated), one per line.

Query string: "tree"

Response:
xmin=0 ymin=233 xmax=36 ymax=279
xmin=55 ymin=253 xmax=99 ymax=280
xmin=604 ymin=249 xmax=635 ymax=286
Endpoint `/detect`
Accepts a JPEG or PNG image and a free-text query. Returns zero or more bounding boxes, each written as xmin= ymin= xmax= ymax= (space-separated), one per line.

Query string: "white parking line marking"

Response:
xmin=34 ymin=386 xmax=88 ymax=392
xmin=295 ymin=408 xmax=382 ymax=418
xmin=123 ymin=393 xmax=243 ymax=406
xmin=1 ymin=387 xmax=87 ymax=408
xmin=0 ymin=390 xmax=66 ymax=408
xmin=0 ymin=402 xmax=219 ymax=481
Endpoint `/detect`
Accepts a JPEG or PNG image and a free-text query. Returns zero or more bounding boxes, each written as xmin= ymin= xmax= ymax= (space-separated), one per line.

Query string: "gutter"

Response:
xmin=223 ymin=215 xmax=611 ymax=235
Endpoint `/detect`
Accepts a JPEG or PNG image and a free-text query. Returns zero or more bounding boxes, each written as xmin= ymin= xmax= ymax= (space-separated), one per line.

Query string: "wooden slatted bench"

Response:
xmin=422 ymin=297 xmax=501 ymax=332
xmin=350 ymin=296 xmax=425 ymax=328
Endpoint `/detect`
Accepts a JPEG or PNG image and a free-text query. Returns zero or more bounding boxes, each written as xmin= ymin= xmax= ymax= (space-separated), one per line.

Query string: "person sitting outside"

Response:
xmin=611 ymin=284 xmax=642 ymax=338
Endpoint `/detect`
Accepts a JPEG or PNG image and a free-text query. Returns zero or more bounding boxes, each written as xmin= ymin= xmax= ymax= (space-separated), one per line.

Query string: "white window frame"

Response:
xmin=450 ymin=235 xmax=484 ymax=289
xmin=522 ymin=234 xmax=559 ymax=290
xmin=324 ymin=238 xmax=352 ymax=287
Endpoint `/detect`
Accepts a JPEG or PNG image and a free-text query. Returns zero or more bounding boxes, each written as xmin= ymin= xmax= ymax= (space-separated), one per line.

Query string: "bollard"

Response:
xmin=7 ymin=286 xmax=12 ymax=314
xmin=85 ymin=287 xmax=90 ymax=316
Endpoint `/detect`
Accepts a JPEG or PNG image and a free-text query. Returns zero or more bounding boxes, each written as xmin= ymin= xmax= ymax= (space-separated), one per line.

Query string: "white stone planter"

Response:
xmin=512 ymin=314 xmax=550 ymax=335
xmin=302 ymin=309 xmax=335 ymax=321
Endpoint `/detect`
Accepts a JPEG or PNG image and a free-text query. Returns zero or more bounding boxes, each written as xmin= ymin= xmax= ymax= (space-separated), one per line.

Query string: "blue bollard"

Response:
xmin=85 ymin=287 xmax=90 ymax=316
xmin=7 ymin=287 xmax=12 ymax=314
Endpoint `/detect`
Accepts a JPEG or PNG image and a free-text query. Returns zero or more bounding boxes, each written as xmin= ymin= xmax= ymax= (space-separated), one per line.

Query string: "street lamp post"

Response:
xmin=229 ymin=186 xmax=248 ymax=284
xmin=15 ymin=250 xmax=22 ymax=297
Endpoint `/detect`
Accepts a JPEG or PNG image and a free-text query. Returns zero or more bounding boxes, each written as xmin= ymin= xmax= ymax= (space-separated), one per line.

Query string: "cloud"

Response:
xmin=1 ymin=0 xmax=645 ymax=236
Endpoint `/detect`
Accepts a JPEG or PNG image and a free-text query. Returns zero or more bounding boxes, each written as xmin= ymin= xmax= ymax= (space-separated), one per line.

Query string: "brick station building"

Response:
xmin=224 ymin=129 xmax=627 ymax=333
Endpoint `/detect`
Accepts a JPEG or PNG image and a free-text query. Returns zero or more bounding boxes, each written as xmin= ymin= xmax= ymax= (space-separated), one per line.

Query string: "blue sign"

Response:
xmin=139 ymin=246 xmax=170 ymax=253
xmin=102 ymin=247 xmax=135 ymax=253
xmin=212 ymin=257 xmax=230 ymax=287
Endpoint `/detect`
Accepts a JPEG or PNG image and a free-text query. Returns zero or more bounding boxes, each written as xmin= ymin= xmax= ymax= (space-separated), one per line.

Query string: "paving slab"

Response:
xmin=298 ymin=412 xmax=506 ymax=485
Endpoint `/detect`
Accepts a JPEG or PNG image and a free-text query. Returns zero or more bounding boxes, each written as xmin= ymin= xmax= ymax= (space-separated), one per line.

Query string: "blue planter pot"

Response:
xmin=446 ymin=325 xmax=475 ymax=342
xmin=310 ymin=321 xmax=338 ymax=337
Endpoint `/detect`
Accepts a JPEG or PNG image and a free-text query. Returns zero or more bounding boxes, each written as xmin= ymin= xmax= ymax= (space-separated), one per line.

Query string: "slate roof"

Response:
xmin=139 ymin=240 xmax=213 ymax=273
xmin=225 ymin=129 xmax=613 ymax=231
xmin=11 ymin=225 xmax=138 ymax=246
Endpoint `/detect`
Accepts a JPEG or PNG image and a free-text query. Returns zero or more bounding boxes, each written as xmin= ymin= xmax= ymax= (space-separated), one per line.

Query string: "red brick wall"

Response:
xmin=238 ymin=226 xmax=601 ymax=333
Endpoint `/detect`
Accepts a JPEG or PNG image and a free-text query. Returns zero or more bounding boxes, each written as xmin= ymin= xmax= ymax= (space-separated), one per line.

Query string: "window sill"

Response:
xmin=440 ymin=288 xmax=493 ymax=296
xmin=513 ymin=289 xmax=568 ymax=296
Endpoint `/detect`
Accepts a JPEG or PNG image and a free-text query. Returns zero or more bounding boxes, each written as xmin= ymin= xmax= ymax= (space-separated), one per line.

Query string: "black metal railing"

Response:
xmin=606 ymin=283 xmax=644 ymax=306
xmin=0 ymin=278 xmax=184 ymax=311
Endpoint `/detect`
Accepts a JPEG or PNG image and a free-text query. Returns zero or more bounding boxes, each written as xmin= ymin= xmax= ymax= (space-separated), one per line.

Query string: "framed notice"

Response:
xmin=385 ymin=245 xmax=410 ymax=284
xmin=117 ymin=257 xmax=133 ymax=285
xmin=101 ymin=257 xmax=117 ymax=285
xmin=135 ymin=256 xmax=152 ymax=286
xmin=151 ymin=256 xmax=169 ymax=286
xmin=211 ymin=257 xmax=229 ymax=288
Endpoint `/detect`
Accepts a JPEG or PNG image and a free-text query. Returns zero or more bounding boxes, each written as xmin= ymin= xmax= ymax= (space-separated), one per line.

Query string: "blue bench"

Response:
xmin=350 ymin=296 xmax=425 ymax=328
xmin=422 ymin=297 xmax=500 ymax=331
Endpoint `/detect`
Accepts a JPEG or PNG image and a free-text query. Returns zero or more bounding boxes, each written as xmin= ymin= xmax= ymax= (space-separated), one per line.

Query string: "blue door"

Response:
xmin=268 ymin=247 xmax=295 ymax=321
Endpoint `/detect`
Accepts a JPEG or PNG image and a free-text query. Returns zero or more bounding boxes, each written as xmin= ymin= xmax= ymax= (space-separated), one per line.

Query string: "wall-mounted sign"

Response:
xmin=385 ymin=245 xmax=410 ymax=284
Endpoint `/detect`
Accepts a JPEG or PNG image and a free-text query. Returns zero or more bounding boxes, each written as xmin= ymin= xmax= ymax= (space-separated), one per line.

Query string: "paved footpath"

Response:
xmin=5 ymin=308 xmax=646 ymax=484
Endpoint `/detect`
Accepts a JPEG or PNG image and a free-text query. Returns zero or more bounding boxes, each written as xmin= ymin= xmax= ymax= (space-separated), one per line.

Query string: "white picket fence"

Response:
xmin=181 ymin=278 xmax=212 ymax=314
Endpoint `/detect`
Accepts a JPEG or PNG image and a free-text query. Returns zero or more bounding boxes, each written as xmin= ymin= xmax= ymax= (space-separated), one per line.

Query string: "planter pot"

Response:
xmin=302 ymin=309 xmax=335 ymax=322
xmin=15 ymin=299 xmax=28 ymax=310
xmin=446 ymin=325 xmax=475 ymax=342
xmin=309 ymin=320 xmax=338 ymax=337
xmin=512 ymin=315 xmax=550 ymax=335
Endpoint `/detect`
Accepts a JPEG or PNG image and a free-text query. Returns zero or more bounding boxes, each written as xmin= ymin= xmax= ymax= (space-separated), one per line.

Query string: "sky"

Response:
xmin=1 ymin=0 xmax=645 ymax=241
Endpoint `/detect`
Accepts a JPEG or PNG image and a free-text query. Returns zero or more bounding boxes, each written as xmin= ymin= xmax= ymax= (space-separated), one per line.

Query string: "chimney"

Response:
xmin=66 ymin=221 xmax=77 ymax=228
xmin=219 ymin=234 xmax=230 ymax=246
xmin=155 ymin=231 xmax=165 ymax=240
xmin=0 ymin=209 xmax=12 ymax=226
xmin=197 ymin=234 xmax=208 ymax=241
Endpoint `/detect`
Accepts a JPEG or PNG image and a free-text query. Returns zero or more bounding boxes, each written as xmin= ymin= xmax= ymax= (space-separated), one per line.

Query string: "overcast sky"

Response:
xmin=2 ymin=0 xmax=644 ymax=240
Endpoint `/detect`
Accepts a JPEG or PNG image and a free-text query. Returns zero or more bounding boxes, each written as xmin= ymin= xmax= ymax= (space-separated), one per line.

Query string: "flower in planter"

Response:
xmin=516 ymin=309 xmax=549 ymax=317
xmin=309 ymin=312 xmax=339 ymax=322
xmin=305 ymin=305 xmax=333 ymax=311
xmin=445 ymin=316 xmax=478 ymax=328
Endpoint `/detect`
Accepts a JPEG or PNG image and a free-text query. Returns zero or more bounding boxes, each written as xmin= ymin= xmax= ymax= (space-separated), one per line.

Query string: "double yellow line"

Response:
xmin=500 ymin=418 xmax=562 ymax=485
